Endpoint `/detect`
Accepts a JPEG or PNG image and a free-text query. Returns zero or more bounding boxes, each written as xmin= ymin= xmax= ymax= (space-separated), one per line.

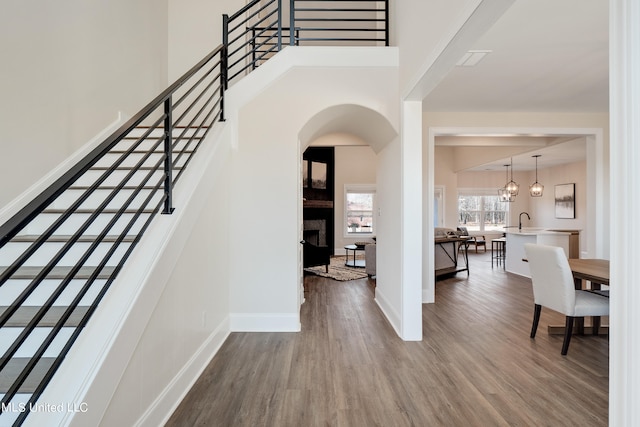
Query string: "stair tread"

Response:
xmin=0 ymin=266 xmax=116 ymax=280
xmin=0 ymin=358 xmax=56 ymax=393
xmin=42 ymin=208 xmax=156 ymax=214
xmin=11 ymin=235 xmax=137 ymax=243
xmin=0 ymin=306 xmax=89 ymax=327
xmin=89 ymin=166 xmax=183 ymax=171
xmin=107 ymin=150 xmax=195 ymax=154
xmin=67 ymin=185 xmax=160 ymax=190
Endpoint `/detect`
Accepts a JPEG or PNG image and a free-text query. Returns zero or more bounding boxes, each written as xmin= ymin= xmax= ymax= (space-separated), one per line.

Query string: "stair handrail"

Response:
xmin=0 ymin=45 xmax=225 ymax=248
xmin=222 ymin=0 xmax=389 ymax=87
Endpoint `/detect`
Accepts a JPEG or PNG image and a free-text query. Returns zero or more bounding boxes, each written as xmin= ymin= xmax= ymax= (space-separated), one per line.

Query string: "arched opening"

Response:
xmin=297 ymin=104 xmax=398 ymax=321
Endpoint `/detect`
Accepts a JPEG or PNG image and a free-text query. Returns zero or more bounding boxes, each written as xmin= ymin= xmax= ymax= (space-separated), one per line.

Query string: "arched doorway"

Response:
xmin=297 ymin=104 xmax=399 ymax=326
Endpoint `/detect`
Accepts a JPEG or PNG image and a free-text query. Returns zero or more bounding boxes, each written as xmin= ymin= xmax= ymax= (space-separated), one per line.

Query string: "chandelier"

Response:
xmin=498 ymin=164 xmax=515 ymax=202
xmin=505 ymin=157 xmax=519 ymax=196
xmin=529 ymin=154 xmax=544 ymax=197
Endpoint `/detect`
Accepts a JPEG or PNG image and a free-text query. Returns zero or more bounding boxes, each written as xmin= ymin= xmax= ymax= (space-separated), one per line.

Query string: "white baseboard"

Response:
xmin=138 ymin=318 xmax=231 ymax=427
xmin=230 ymin=313 xmax=301 ymax=332
xmin=374 ymin=290 xmax=402 ymax=337
xmin=422 ymin=289 xmax=434 ymax=304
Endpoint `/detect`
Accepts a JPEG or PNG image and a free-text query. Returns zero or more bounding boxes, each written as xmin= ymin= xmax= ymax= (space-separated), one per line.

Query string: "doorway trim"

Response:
xmin=424 ymin=126 xmax=606 ymax=303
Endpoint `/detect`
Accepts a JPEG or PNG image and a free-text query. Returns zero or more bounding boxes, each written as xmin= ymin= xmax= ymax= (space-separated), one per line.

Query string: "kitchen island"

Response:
xmin=505 ymin=229 xmax=580 ymax=278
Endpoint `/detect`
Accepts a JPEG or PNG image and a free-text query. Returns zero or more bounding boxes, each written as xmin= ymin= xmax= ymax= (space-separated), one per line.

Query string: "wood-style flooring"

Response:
xmin=166 ymin=251 xmax=608 ymax=426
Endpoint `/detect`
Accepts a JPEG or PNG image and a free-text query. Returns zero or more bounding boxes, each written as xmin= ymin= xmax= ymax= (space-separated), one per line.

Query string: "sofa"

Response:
xmin=361 ymin=229 xmax=461 ymax=278
xmin=365 ymin=243 xmax=376 ymax=277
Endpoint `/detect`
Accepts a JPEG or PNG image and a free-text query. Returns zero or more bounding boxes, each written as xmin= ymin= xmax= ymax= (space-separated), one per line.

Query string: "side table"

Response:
xmin=344 ymin=244 xmax=366 ymax=268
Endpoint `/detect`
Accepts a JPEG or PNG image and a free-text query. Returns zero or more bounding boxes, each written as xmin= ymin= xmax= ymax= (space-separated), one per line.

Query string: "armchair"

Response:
xmin=301 ymin=240 xmax=330 ymax=272
xmin=457 ymin=227 xmax=486 ymax=253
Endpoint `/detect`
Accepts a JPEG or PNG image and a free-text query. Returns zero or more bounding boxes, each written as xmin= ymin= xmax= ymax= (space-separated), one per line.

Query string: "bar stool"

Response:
xmin=491 ymin=238 xmax=506 ymax=269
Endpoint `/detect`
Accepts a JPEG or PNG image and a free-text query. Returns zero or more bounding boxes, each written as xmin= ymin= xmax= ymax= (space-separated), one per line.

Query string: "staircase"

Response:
xmin=0 ymin=41 xmax=223 ymax=424
xmin=0 ymin=1 xmax=388 ymax=425
xmin=0 ymin=125 xmax=208 ymax=426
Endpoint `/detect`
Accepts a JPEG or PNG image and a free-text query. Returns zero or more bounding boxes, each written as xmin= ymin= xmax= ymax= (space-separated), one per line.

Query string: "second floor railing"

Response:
xmin=223 ymin=0 xmax=389 ymax=86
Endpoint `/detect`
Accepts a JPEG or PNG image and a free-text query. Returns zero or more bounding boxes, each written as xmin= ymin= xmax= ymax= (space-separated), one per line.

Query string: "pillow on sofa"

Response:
xmin=457 ymin=226 xmax=470 ymax=236
xmin=434 ymin=227 xmax=455 ymax=237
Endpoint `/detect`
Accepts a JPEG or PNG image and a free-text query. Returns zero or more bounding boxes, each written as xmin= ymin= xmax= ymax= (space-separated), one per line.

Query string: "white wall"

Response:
xmin=0 ymin=0 xmax=169 ymax=207
xmin=374 ymin=136 xmax=403 ymax=332
xmin=392 ymin=0 xmax=483 ymax=94
xmin=609 ymin=0 xmax=640 ymax=422
xmin=528 ymin=161 xmax=586 ymax=231
xmin=168 ymin=0 xmax=244 ymax=80
xmin=100 ymin=149 xmax=232 ymax=425
xmin=225 ymin=48 xmax=400 ymax=333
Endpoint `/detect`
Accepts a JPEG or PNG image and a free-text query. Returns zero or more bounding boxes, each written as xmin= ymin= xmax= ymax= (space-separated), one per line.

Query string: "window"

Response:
xmin=345 ymin=185 xmax=375 ymax=236
xmin=434 ymin=185 xmax=444 ymax=228
xmin=458 ymin=189 xmax=508 ymax=232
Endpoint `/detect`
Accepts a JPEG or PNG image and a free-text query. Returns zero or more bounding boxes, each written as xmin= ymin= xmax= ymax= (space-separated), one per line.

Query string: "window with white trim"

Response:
xmin=458 ymin=188 xmax=509 ymax=232
xmin=345 ymin=185 xmax=376 ymax=236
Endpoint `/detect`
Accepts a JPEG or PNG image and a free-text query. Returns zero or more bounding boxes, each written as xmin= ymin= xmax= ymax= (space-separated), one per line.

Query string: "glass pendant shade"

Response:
xmin=529 ymin=155 xmax=544 ymax=197
xmin=498 ymin=187 xmax=515 ymax=202
xmin=529 ymin=181 xmax=544 ymax=197
xmin=498 ymin=164 xmax=515 ymax=202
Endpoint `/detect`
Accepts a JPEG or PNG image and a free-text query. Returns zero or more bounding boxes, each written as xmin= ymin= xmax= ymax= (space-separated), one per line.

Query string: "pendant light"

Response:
xmin=498 ymin=164 xmax=515 ymax=202
xmin=529 ymin=154 xmax=544 ymax=197
xmin=505 ymin=157 xmax=519 ymax=196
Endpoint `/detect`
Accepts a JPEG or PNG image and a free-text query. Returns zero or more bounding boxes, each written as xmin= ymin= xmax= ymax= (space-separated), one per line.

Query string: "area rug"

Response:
xmin=304 ymin=256 xmax=369 ymax=281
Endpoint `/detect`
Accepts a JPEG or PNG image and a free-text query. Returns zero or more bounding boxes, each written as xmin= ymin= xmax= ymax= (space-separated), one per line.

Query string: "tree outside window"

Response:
xmin=458 ymin=192 xmax=508 ymax=232
xmin=345 ymin=185 xmax=375 ymax=235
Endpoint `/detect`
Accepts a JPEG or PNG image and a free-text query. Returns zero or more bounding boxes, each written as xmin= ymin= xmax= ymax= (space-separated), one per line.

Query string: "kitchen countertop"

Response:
xmin=505 ymin=228 xmax=580 ymax=236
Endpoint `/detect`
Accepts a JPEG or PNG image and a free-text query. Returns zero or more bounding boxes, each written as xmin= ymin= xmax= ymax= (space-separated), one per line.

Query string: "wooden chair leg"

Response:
xmin=561 ymin=317 xmax=574 ymax=355
xmin=530 ymin=304 xmax=542 ymax=338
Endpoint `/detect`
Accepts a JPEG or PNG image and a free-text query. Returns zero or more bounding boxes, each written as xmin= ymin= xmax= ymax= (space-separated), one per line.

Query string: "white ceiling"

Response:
xmin=436 ymin=136 xmax=587 ymax=172
xmin=425 ymin=0 xmax=608 ymax=172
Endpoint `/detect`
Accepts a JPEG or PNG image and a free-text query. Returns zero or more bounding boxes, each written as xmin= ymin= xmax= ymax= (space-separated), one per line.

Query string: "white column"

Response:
xmin=609 ymin=0 xmax=640 ymax=424
xmin=401 ymin=100 xmax=423 ymax=341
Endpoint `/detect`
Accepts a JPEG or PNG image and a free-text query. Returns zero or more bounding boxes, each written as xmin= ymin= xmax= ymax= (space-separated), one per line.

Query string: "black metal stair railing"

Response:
xmin=290 ymin=0 xmax=389 ymax=46
xmin=223 ymin=0 xmax=389 ymax=86
xmin=223 ymin=0 xmax=283 ymax=86
xmin=0 ymin=45 xmax=224 ymax=426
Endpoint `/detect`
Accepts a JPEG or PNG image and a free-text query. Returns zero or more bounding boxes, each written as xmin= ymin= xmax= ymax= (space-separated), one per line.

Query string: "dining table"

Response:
xmin=568 ymin=258 xmax=610 ymax=288
xmin=560 ymin=258 xmax=610 ymax=335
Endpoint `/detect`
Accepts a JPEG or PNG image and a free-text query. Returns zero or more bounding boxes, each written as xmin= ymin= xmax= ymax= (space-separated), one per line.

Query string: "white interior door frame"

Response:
xmin=424 ymin=126 xmax=606 ymax=304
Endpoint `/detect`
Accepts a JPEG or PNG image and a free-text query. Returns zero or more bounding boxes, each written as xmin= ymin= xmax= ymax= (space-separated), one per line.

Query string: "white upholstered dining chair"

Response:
xmin=524 ymin=243 xmax=610 ymax=355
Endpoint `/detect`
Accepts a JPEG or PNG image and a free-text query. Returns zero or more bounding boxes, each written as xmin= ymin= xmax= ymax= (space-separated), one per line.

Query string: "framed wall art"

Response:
xmin=555 ymin=183 xmax=575 ymax=219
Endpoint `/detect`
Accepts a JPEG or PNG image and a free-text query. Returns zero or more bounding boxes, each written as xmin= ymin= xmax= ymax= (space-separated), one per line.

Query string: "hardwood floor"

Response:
xmin=166 ymin=252 xmax=608 ymax=426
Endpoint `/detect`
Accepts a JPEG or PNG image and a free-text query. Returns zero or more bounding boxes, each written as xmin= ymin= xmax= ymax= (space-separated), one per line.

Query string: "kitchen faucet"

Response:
xmin=519 ymin=212 xmax=531 ymax=230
